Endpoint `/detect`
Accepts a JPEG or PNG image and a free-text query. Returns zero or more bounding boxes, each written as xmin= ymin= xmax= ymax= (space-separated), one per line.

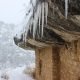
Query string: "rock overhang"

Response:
xmin=14 ymin=0 xmax=80 ymax=49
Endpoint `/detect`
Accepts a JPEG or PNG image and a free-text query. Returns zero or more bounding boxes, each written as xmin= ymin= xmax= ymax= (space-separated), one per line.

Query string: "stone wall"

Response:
xmin=35 ymin=40 xmax=80 ymax=80
xmin=35 ymin=46 xmax=60 ymax=80
xmin=60 ymin=40 xmax=80 ymax=80
xmin=35 ymin=47 xmax=53 ymax=80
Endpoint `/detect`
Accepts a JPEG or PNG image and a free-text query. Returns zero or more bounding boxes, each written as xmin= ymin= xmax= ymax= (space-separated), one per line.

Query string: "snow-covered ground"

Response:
xmin=0 ymin=22 xmax=35 ymax=79
xmin=0 ymin=22 xmax=35 ymax=69
xmin=0 ymin=1 xmax=36 ymax=80
xmin=0 ymin=64 xmax=35 ymax=80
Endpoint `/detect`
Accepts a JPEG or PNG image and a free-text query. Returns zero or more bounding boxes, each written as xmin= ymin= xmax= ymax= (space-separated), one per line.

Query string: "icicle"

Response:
xmin=29 ymin=19 xmax=33 ymax=33
xmin=16 ymin=0 xmax=49 ymax=43
xmin=38 ymin=4 xmax=41 ymax=35
xmin=33 ymin=4 xmax=40 ymax=38
xmin=41 ymin=2 xmax=45 ymax=37
xmin=23 ymin=27 xmax=27 ymax=43
xmin=65 ymin=0 xmax=68 ymax=19
xmin=24 ymin=32 xmax=27 ymax=44
xmin=23 ymin=16 xmax=31 ymax=42
xmin=44 ymin=2 xmax=48 ymax=24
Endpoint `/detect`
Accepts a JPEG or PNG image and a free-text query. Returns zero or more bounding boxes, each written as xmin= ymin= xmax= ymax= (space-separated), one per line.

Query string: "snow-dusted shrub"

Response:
xmin=1 ymin=71 xmax=9 ymax=80
xmin=23 ymin=64 xmax=35 ymax=79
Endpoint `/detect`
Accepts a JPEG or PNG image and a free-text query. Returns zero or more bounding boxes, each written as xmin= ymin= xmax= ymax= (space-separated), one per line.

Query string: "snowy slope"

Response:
xmin=0 ymin=65 xmax=35 ymax=80
xmin=0 ymin=22 xmax=35 ymax=70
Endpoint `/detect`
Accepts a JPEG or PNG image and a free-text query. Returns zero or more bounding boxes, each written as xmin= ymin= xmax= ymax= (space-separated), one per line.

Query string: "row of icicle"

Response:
xmin=22 ymin=0 xmax=48 ymax=42
xmin=20 ymin=0 xmax=69 ymax=42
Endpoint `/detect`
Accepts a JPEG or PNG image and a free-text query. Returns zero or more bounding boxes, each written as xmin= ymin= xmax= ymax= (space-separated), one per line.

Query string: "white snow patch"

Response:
xmin=0 ymin=64 xmax=35 ymax=80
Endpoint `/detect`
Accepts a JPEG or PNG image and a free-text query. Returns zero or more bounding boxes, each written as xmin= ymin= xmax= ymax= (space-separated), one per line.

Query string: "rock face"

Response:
xmin=60 ymin=40 xmax=80 ymax=80
xmin=14 ymin=0 xmax=80 ymax=48
xmin=55 ymin=0 xmax=80 ymax=15
xmin=14 ymin=1 xmax=80 ymax=80
xmin=35 ymin=39 xmax=80 ymax=80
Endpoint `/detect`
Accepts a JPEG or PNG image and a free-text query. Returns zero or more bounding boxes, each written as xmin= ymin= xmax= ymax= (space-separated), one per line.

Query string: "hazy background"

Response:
xmin=0 ymin=0 xmax=35 ymax=70
xmin=0 ymin=0 xmax=30 ymax=24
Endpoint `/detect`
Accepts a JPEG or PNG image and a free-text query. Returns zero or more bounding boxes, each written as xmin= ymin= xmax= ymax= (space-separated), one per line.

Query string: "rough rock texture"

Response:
xmin=35 ymin=40 xmax=80 ymax=80
xmin=14 ymin=1 xmax=80 ymax=80
xmin=14 ymin=0 xmax=80 ymax=48
xmin=60 ymin=40 xmax=80 ymax=80
xmin=35 ymin=47 xmax=60 ymax=80
xmin=55 ymin=0 xmax=80 ymax=15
